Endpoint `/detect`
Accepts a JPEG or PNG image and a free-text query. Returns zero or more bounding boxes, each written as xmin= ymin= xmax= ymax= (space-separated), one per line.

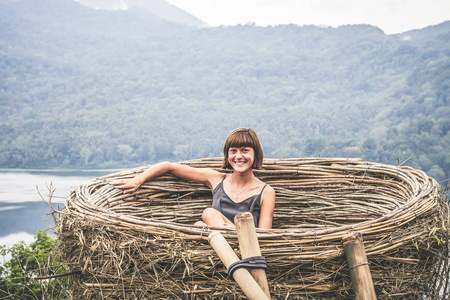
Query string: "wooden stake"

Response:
xmin=234 ymin=212 xmax=271 ymax=298
xmin=342 ymin=232 xmax=377 ymax=300
xmin=208 ymin=231 xmax=270 ymax=300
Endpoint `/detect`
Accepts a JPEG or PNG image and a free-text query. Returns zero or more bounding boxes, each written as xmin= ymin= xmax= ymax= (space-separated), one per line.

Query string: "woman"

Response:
xmin=110 ymin=128 xmax=275 ymax=229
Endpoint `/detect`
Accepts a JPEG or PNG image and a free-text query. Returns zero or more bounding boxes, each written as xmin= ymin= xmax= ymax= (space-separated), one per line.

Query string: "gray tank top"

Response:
xmin=212 ymin=175 xmax=267 ymax=227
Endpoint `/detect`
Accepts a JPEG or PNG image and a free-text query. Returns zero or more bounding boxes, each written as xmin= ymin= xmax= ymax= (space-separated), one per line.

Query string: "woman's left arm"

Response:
xmin=258 ymin=185 xmax=276 ymax=229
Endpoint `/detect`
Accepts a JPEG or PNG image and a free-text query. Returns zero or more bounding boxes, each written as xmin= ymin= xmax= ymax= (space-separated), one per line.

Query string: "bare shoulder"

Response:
xmin=252 ymin=178 xmax=274 ymax=193
xmin=191 ymin=166 xmax=226 ymax=190
xmin=261 ymin=183 xmax=275 ymax=204
xmin=263 ymin=184 xmax=275 ymax=196
xmin=254 ymin=177 xmax=274 ymax=194
xmin=207 ymin=170 xmax=227 ymax=190
xmin=203 ymin=168 xmax=226 ymax=180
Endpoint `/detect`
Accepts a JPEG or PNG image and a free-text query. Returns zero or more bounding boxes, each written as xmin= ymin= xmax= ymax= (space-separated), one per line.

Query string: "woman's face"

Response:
xmin=228 ymin=147 xmax=255 ymax=173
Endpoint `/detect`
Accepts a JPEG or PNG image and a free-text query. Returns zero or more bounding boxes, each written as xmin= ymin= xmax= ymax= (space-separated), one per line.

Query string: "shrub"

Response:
xmin=0 ymin=230 xmax=70 ymax=299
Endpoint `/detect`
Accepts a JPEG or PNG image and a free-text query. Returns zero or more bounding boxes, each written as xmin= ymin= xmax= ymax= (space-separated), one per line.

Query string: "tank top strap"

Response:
xmin=213 ymin=174 xmax=227 ymax=195
xmin=259 ymin=184 xmax=268 ymax=196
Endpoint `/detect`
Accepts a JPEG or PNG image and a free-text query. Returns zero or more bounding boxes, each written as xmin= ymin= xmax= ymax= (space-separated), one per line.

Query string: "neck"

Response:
xmin=231 ymin=171 xmax=254 ymax=199
xmin=232 ymin=170 xmax=254 ymax=185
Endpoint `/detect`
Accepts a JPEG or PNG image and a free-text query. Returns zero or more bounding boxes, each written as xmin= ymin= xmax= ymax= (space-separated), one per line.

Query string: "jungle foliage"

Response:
xmin=0 ymin=0 xmax=449 ymax=183
xmin=0 ymin=231 xmax=69 ymax=299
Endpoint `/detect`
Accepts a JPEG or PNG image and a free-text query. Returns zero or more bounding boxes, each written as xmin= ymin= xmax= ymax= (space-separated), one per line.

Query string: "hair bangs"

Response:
xmin=227 ymin=130 xmax=255 ymax=149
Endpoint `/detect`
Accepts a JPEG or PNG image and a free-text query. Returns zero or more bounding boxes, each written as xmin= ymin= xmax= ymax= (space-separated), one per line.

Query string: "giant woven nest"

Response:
xmin=57 ymin=158 xmax=450 ymax=299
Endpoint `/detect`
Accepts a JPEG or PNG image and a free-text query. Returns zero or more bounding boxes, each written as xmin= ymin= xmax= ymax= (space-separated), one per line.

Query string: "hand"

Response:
xmin=109 ymin=178 xmax=141 ymax=194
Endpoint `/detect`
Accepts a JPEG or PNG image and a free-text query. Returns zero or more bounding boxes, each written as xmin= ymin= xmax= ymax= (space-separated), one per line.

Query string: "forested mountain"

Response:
xmin=0 ymin=0 xmax=449 ymax=184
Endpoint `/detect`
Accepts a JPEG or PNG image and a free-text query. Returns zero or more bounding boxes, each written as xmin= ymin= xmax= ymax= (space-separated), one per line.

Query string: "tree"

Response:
xmin=0 ymin=231 xmax=69 ymax=299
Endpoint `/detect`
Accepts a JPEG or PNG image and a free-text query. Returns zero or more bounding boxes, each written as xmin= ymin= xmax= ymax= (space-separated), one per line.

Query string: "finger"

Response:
xmin=123 ymin=188 xmax=134 ymax=194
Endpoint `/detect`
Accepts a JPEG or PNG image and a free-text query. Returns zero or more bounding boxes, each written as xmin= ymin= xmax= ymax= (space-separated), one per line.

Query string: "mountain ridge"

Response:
xmin=74 ymin=0 xmax=207 ymax=27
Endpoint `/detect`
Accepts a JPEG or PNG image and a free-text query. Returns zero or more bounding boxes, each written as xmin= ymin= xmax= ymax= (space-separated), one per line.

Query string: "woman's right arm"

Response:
xmin=110 ymin=162 xmax=222 ymax=194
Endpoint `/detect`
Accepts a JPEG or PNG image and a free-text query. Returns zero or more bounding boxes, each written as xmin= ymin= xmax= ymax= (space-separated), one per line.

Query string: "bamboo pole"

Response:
xmin=342 ymin=232 xmax=376 ymax=300
xmin=234 ymin=212 xmax=271 ymax=298
xmin=208 ymin=231 xmax=270 ymax=300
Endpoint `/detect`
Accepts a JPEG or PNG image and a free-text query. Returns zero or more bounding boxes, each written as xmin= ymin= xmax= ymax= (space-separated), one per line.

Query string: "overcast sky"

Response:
xmin=167 ymin=0 xmax=449 ymax=35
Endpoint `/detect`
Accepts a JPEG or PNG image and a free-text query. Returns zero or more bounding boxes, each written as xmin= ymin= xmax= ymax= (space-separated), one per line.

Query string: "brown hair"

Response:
xmin=221 ymin=128 xmax=264 ymax=169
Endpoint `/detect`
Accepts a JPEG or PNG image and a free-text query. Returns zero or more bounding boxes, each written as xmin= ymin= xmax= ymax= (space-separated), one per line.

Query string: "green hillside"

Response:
xmin=0 ymin=0 xmax=449 ymax=183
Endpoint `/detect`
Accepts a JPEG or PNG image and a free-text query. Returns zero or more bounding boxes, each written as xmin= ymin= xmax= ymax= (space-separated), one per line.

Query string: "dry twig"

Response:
xmin=56 ymin=158 xmax=449 ymax=299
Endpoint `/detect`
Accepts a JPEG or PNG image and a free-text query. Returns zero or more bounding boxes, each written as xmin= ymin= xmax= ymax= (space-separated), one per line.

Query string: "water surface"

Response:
xmin=0 ymin=171 xmax=110 ymax=246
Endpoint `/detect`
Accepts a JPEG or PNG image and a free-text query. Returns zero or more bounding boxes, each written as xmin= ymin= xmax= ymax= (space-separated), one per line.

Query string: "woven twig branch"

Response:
xmin=57 ymin=158 xmax=449 ymax=299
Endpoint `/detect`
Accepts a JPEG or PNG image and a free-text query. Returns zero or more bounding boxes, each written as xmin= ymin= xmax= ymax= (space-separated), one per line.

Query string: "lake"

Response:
xmin=0 ymin=171 xmax=111 ymax=248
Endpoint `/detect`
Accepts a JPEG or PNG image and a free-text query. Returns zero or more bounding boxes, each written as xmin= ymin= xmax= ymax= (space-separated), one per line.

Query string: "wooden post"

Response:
xmin=208 ymin=231 xmax=270 ymax=300
xmin=234 ymin=212 xmax=271 ymax=298
xmin=342 ymin=232 xmax=377 ymax=300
